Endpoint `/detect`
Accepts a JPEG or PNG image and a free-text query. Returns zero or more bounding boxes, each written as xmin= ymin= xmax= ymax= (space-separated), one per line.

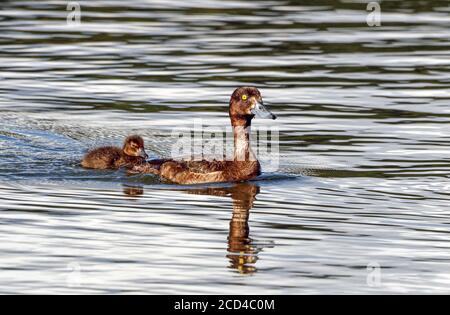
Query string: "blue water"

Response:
xmin=0 ymin=0 xmax=450 ymax=294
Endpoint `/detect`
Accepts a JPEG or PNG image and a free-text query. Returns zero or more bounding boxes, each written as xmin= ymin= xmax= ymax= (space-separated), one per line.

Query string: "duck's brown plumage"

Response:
xmin=82 ymin=135 xmax=148 ymax=170
xmin=131 ymin=87 xmax=276 ymax=184
xmin=134 ymin=159 xmax=261 ymax=184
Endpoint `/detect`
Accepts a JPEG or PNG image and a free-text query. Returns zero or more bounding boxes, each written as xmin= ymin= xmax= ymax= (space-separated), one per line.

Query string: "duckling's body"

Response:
xmin=81 ymin=146 xmax=144 ymax=170
xmin=82 ymin=135 xmax=148 ymax=170
xmin=131 ymin=87 xmax=276 ymax=184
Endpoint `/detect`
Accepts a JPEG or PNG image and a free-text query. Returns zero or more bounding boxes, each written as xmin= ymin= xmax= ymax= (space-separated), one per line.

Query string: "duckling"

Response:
xmin=131 ymin=87 xmax=276 ymax=184
xmin=81 ymin=135 xmax=148 ymax=170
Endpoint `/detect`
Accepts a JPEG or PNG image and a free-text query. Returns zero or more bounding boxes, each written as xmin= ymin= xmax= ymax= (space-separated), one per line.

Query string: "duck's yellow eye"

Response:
xmin=242 ymin=95 xmax=248 ymax=101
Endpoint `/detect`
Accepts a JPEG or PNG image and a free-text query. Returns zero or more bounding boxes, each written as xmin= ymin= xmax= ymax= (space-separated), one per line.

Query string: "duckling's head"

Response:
xmin=229 ymin=87 xmax=276 ymax=127
xmin=123 ymin=135 xmax=148 ymax=159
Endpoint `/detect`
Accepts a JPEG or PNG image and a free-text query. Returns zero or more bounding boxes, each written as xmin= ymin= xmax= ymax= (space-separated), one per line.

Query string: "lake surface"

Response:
xmin=0 ymin=0 xmax=450 ymax=294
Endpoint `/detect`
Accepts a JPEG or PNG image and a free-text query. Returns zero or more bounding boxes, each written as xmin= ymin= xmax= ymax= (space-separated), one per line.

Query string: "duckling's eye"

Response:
xmin=241 ymin=95 xmax=248 ymax=101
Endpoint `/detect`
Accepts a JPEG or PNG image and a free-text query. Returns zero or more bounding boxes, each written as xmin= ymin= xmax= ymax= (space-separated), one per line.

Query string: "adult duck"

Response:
xmin=131 ymin=87 xmax=276 ymax=184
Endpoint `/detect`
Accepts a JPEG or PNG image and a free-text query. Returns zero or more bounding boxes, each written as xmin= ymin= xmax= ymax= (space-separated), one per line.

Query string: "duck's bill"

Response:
xmin=252 ymin=101 xmax=277 ymax=120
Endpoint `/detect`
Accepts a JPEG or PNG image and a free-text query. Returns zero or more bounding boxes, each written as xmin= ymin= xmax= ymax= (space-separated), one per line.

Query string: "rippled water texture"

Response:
xmin=0 ymin=0 xmax=450 ymax=294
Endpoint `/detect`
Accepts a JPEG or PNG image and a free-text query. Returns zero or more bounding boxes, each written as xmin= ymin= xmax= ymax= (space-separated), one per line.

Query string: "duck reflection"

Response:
xmin=186 ymin=183 xmax=264 ymax=274
xmin=121 ymin=182 xmax=266 ymax=274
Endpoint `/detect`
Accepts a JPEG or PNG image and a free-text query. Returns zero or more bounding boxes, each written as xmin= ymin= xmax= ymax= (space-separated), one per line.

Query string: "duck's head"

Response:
xmin=123 ymin=135 xmax=148 ymax=159
xmin=229 ymin=87 xmax=276 ymax=127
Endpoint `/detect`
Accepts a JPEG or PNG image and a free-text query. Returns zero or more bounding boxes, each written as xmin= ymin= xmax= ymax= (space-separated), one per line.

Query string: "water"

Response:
xmin=0 ymin=0 xmax=450 ymax=294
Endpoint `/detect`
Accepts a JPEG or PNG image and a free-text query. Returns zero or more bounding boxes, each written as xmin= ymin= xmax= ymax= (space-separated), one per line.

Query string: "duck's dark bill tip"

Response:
xmin=272 ymin=114 xmax=277 ymax=120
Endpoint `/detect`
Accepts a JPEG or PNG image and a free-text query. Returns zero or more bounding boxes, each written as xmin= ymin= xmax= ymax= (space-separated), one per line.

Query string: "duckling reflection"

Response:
xmin=186 ymin=182 xmax=265 ymax=274
xmin=123 ymin=184 xmax=144 ymax=197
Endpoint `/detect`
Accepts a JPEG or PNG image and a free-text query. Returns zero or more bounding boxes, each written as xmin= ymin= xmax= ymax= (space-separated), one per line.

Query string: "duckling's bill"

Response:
xmin=139 ymin=147 xmax=149 ymax=159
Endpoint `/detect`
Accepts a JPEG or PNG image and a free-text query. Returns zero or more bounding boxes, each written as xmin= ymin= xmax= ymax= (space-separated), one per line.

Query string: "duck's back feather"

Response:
xmin=131 ymin=159 xmax=261 ymax=184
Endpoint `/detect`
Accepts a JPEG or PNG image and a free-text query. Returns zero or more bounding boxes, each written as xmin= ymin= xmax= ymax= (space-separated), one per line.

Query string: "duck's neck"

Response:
xmin=233 ymin=125 xmax=255 ymax=162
